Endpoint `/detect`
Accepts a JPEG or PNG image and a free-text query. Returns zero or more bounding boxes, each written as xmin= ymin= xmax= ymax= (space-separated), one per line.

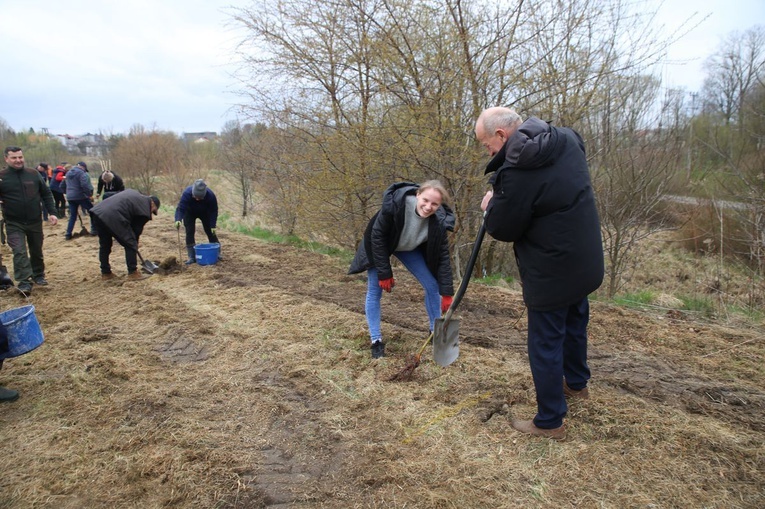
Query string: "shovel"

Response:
xmin=433 ymin=220 xmax=486 ymax=367
xmin=77 ymin=212 xmax=89 ymax=236
xmin=136 ymin=251 xmax=159 ymax=275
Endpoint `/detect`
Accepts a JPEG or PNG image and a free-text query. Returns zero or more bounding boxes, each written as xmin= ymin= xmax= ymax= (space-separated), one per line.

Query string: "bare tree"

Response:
xmin=702 ymin=25 xmax=765 ymax=128
xmin=219 ymin=120 xmax=261 ymax=218
xmin=589 ymin=76 xmax=686 ymax=297
xmin=231 ymin=0 xmax=690 ymax=285
xmin=111 ymin=125 xmax=186 ymax=196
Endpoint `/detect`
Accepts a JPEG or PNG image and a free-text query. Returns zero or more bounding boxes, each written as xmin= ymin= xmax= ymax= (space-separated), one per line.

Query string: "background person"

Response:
xmin=174 ymin=179 xmax=219 ymax=264
xmin=89 ymin=189 xmax=159 ymax=280
xmin=348 ymin=180 xmax=455 ymax=359
xmin=96 ymin=170 xmax=125 ymax=200
xmin=36 ymin=163 xmax=51 ymax=221
xmin=49 ymin=163 xmax=68 ymax=217
xmin=475 ymin=107 xmax=604 ymax=440
xmin=0 ymin=147 xmax=59 ymax=295
xmin=62 ymin=161 xmax=95 ymax=239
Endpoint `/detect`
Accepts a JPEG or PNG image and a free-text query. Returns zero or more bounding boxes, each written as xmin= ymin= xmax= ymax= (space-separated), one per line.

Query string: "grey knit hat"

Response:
xmin=192 ymin=179 xmax=207 ymax=199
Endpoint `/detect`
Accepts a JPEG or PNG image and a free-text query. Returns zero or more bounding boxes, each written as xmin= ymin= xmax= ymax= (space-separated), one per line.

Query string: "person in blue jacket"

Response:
xmin=62 ymin=161 xmax=95 ymax=239
xmin=174 ymin=179 xmax=219 ymax=264
xmin=475 ymin=106 xmax=604 ymax=440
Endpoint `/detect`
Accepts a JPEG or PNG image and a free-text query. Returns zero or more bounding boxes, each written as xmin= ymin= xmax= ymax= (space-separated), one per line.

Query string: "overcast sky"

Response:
xmin=1 ymin=0 xmax=763 ymax=136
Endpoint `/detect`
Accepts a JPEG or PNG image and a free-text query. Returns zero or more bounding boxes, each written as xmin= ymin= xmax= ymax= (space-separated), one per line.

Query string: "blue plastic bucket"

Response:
xmin=0 ymin=305 xmax=44 ymax=359
xmin=194 ymin=243 xmax=220 ymax=265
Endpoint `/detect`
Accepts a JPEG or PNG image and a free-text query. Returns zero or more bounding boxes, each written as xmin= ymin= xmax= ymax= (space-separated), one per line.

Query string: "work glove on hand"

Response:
xmin=174 ymin=221 xmax=182 ymax=230
xmin=441 ymin=295 xmax=453 ymax=314
xmin=211 ymin=228 xmax=216 ymax=236
xmin=378 ymin=277 xmax=395 ymax=293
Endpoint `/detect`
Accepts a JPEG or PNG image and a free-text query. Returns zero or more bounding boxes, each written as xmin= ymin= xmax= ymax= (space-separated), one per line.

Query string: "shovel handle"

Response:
xmin=442 ymin=220 xmax=486 ymax=327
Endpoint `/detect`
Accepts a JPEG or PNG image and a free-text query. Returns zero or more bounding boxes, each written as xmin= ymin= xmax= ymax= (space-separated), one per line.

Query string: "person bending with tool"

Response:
xmin=96 ymin=170 xmax=124 ymax=200
xmin=475 ymin=107 xmax=604 ymax=440
xmin=348 ymin=181 xmax=455 ymax=359
xmin=174 ymin=179 xmax=219 ymax=265
xmin=89 ymin=189 xmax=159 ymax=281
xmin=0 ymin=146 xmax=59 ymax=295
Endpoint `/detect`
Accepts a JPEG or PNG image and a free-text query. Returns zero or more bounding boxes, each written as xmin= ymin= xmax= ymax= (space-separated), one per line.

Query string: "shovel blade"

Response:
xmin=141 ymin=260 xmax=158 ymax=274
xmin=433 ymin=316 xmax=460 ymax=367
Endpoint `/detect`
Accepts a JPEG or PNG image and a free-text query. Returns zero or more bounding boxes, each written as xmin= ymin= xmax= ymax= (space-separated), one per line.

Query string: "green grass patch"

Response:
xmin=219 ymin=214 xmax=352 ymax=260
xmin=613 ymin=290 xmax=655 ymax=307
xmin=677 ymin=294 xmax=716 ymax=316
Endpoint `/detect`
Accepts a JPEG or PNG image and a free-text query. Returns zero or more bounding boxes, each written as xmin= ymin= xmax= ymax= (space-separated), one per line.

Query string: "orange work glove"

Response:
xmin=441 ymin=295 xmax=453 ymax=314
xmin=378 ymin=277 xmax=395 ymax=293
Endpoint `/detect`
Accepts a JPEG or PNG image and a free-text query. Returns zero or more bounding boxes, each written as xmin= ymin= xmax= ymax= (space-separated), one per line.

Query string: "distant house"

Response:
xmin=183 ymin=132 xmax=218 ymax=144
xmin=54 ymin=132 xmax=110 ymax=156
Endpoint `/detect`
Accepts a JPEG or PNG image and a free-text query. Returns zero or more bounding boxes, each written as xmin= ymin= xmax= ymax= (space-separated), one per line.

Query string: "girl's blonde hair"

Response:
xmin=417 ymin=179 xmax=451 ymax=207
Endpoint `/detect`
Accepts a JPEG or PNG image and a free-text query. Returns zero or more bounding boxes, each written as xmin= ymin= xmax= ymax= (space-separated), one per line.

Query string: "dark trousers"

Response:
xmin=51 ymin=191 xmax=66 ymax=213
xmin=5 ymin=220 xmax=45 ymax=283
xmin=183 ymin=211 xmax=219 ymax=248
xmin=91 ymin=216 xmax=138 ymax=274
xmin=66 ymin=199 xmax=94 ymax=236
xmin=527 ymin=297 xmax=591 ymax=429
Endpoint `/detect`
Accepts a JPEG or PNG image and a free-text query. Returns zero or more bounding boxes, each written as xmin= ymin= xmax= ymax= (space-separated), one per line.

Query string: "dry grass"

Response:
xmin=0 ymin=190 xmax=763 ymax=508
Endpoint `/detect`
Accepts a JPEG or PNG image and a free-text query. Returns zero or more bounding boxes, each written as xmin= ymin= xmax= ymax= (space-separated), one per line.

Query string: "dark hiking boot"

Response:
xmin=563 ymin=381 xmax=590 ymax=400
xmin=371 ymin=341 xmax=385 ymax=359
xmin=33 ymin=276 xmax=48 ymax=286
xmin=0 ymin=386 xmax=19 ymax=402
xmin=17 ymin=282 xmax=32 ymax=295
xmin=511 ymin=419 xmax=566 ymax=441
xmin=64 ymin=235 xmax=73 ymax=241
xmin=101 ymin=272 xmax=117 ymax=280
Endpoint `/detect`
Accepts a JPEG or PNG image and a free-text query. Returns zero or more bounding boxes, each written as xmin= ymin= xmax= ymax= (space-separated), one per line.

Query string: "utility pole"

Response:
xmin=687 ymin=92 xmax=698 ymax=180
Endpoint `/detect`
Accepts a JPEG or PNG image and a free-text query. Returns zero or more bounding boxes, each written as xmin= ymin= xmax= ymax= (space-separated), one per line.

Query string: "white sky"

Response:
xmin=0 ymin=0 xmax=763 ymax=136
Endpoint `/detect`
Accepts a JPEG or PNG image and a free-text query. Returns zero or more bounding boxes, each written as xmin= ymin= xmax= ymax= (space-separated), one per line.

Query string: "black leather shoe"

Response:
xmin=33 ymin=276 xmax=48 ymax=286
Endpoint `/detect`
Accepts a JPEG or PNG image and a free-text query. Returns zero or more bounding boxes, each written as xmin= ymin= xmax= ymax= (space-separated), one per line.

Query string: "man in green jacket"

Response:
xmin=1 ymin=147 xmax=59 ymax=295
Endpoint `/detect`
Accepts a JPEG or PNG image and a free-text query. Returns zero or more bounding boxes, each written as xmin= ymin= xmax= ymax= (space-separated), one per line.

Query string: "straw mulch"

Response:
xmin=1 ymin=210 xmax=763 ymax=508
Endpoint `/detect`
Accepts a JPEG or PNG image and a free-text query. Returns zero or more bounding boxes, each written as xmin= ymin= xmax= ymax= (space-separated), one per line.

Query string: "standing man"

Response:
xmin=63 ymin=161 xmax=95 ymax=239
xmin=96 ymin=170 xmax=125 ymax=200
xmin=36 ymin=163 xmax=51 ymax=221
xmin=475 ymin=107 xmax=604 ymax=440
xmin=89 ymin=189 xmax=159 ymax=280
xmin=0 ymin=147 xmax=59 ymax=295
xmin=174 ymin=179 xmax=219 ymax=264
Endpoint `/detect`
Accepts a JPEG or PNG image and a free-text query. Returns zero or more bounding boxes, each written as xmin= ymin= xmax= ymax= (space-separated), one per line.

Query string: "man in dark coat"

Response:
xmin=475 ymin=107 xmax=604 ymax=440
xmin=89 ymin=189 xmax=159 ymax=280
xmin=96 ymin=170 xmax=125 ymax=200
xmin=0 ymin=147 xmax=59 ymax=295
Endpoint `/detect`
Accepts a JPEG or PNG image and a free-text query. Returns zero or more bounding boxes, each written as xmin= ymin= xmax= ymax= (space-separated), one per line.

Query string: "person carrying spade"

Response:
xmin=348 ymin=180 xmax=455 ymax=359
